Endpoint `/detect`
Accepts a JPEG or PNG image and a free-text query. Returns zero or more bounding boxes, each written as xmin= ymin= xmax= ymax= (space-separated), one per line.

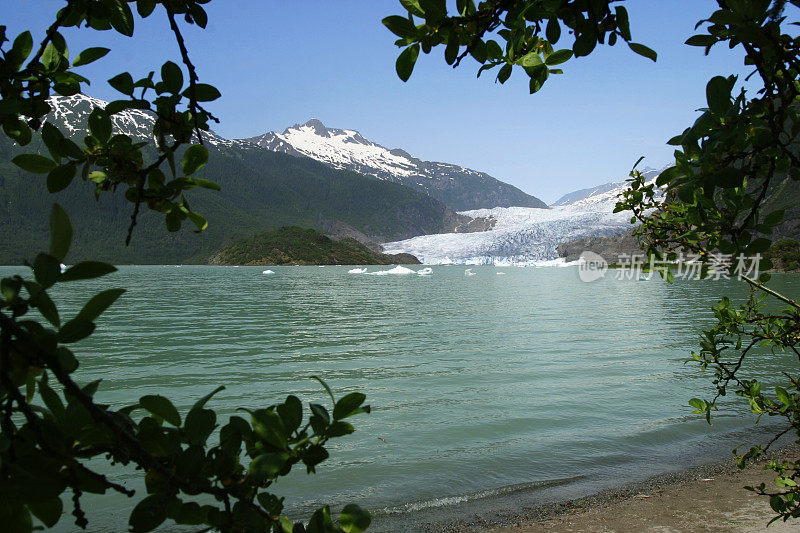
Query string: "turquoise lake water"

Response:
xmin=3 ymin=265 xmax=797 ymax=531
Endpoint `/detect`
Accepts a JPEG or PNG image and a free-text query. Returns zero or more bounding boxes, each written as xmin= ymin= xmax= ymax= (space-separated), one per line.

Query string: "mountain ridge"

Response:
xmin=0 ymin=95 xmax=486 ymax=264
xmin=245 ymin=119 xmax=548 ymax=211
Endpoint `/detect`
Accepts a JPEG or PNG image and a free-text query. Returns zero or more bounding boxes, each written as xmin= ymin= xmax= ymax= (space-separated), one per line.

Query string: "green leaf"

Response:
xmin=181 ymin=145 xmax=209 ymax=176
xmin=73 ymin=47 xmax=110 ymax=67
xmin=108 ymin=72 xmax=135 ymax=95
xmin=312 ymin=375 xmax=336 ymax=403
xmin=706 ymin=75 xmax=731 ymax=114
xmin=47 ymin=163 xmax=76 ymax=193
xmin=190 ymin=385 xmax=225 ymax=412
xmin=519 ymin=52 xmax=543 ymax=67
xmin=161 ymin=61 xmax=183 ymax=94
xmin=12 ymin=154 xmax=57 ymax=174
xmin=396 ymin=44 xmax=420 ymax=82
xmin=191 ymin=178 xmax=220 ymax=190
xmin=49 ymin=204 xmax=72 ymax=263
xmin=33 ymin=252 xmax=61 ymax=288
xmin=333 ymin=392 xmax=367 ymax=421
xmin=745 ymin=238 xmax=771 ymax=255
xmin=340 ymin=504 xmax=371 ymax=533
xmin=184 ymin=408 xmax=216 ymax=444
xmin=689 ymin=398 xmax=707 ymax=411
xmin=248 ymin=452 xmax=289 ymax=481
xmin=137 ymin=0 xmax=157 ymax=17
xmin=11 ymin=31 xmax=33 ymax=65
xmin=107 ymin=0 xmax=135 ymax=37
xmin=326 ymin=420 xmax=355 ymax=437
xmin=546 ymin=18 xmax=560 ymax=44
xmin=763 ymin=209 xmax=785 ymax=227
xmin=32 ymin=290 xmax=60 ymax=328
xmin=88 ymin=109 xmax=113 ymax=142
xmin=573 ymin=33 xmax=596 ymax=57
xmin=27 ymin=497 xmax=63 ymax=528
xmin=250 ymin=409 xmax=287 ymax=450
xmin=383 ymin=15 xmax=417 ymax=38
xmin=129 ymin=495 xmax=167 ymax=532
xmin=188 ymin=83 xmax=221 ymax=102
xmin=545 ymin=49 xmax=572 ymax=66
xmin=306 ymin=505 xmax=334 ymax=533
xmin=277 ymin=395 xmax=303 ymax=434
xmin=75 ymin=288 xmax=125 ymax=323
xmin=186 ymin=211 xmax=207 ymax=232
xmin=776 ymin=386 xmax=792 ymax=406
xmin=140 ymin=395 xmax=181 ymax=426
xmin=60 ymin=261 xmax=117 ymax=282
xmin=0 ymin=500 xmax=32 ymax=533
xmin=58 ymin=319 xmax=95 ymax=343
xmin=685 ymin=34 xmax=717 ymax=47
xmin=627 ymin=42 xmax=657 ymax=62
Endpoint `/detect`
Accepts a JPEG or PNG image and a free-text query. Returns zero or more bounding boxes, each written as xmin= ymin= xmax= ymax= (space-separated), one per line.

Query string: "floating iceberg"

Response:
xmin=416 ymin=267 xmax=433 ymax=276
xmin=262 ymin=269 xmax=275 ymax=275
xmin=496 ymin=272 xmax=507 ymax=275
xmin=348 ymin=267 xmax=368 ymax=274
xmin=464 ymin=268 xmax=476 ymax=277
xmin=367 ymin=265 xmax=417 ymax=276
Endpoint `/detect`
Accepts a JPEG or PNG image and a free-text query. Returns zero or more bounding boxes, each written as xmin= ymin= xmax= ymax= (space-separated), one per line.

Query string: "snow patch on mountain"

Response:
xmin=46 ymin=94 xmax=245 ymax=148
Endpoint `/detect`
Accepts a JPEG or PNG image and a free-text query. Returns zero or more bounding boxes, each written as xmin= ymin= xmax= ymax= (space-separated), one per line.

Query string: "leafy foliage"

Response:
xmin=388 ymin=0 xmax=800 ymax=525
xmin=210 ymin=226 xmax=421 ymax=266
xmin=384 ymin=0 xmax=655 ymax=93
xmin=1 ymin=1 xmax=371 ymax=531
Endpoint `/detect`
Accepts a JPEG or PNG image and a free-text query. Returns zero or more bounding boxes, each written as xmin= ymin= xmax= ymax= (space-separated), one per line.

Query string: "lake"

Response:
xmin=4 ymin=265 xmax=797 ymax=531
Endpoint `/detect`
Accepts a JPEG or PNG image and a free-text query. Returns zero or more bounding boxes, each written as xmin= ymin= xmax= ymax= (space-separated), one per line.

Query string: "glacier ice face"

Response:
xmin=381 ymin=172 xmax=664 ymax=266
xmin=382 ymin=206 xmax=634 ymax=265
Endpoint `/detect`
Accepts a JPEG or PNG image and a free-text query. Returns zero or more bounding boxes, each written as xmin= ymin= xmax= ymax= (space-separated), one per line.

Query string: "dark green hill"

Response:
xmin=209 ymin=226 xmax=420 ymax=265
xmin=0 ymin=129 xmax=472 ymax=265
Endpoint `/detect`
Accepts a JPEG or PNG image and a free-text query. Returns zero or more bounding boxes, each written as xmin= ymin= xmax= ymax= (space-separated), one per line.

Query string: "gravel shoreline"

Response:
xmin=371 ymin=444 xmax=799 ymax=532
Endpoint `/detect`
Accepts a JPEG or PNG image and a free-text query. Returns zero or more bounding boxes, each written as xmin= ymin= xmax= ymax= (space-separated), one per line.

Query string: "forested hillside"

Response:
xmin=0 ymin=108 xmax=475 ymax=264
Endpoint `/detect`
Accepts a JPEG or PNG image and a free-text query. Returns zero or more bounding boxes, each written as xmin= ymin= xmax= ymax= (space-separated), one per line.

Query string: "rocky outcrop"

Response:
xmin=557 ymin=229 xmax=643 ymax=262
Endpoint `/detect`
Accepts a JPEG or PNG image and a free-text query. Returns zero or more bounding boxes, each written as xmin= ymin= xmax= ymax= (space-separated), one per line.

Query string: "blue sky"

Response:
xmin=5 ymin=1 xmax=751 ymax=203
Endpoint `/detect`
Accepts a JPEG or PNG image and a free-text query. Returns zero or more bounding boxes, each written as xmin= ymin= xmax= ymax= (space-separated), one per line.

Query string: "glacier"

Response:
xmin=381 ymin=176 xmax=656 ymax=265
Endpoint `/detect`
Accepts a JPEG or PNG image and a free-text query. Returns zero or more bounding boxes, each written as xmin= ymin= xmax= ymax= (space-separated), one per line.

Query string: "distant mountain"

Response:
xmin=0 ymin=95 xmax=484 ymax=264
xmin=552 ymin=168 xmax=661 ymax=208
xmin=245 ymin=120 xmax=547 ymax=211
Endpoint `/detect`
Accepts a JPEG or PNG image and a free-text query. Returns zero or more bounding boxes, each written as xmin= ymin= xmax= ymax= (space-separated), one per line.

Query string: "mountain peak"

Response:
xmin=246 ymin=121 xmax=548 ymax=210
xmin=302 ymin=118 xmax=327 ymax=131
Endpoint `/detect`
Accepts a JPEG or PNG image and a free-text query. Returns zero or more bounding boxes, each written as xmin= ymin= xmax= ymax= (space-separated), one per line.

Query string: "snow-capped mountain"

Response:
xmin=552 ymin=168 xmax=662 ymax=208
xmin=44 ymin=94 xmax=243 ymax=149
xmin=382 ymin=176 xmax=660 ymax=265
xmin=245 ymin=119 xmax=547 ymax=211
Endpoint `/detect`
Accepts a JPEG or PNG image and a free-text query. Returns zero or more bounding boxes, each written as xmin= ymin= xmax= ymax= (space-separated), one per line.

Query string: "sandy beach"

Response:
xmin=486 ymin=449 xmax=800 ymax=533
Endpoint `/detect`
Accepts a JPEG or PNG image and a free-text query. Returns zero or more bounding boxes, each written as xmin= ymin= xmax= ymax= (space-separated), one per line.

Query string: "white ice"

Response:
xmin=366 ymin=265 xmax=417 ymax=276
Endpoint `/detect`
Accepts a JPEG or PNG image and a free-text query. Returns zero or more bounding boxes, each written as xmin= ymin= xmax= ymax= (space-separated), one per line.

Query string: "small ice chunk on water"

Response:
xmin=348 ymin=267 xmax=368 ymax=274
xmin=496 ymin=272 xmax=507 ymax=275
xmin=464 ymin=268 xmax=476 ymax=276
xmin=416 ymin=267 xmax=432 ymax=276
xmin=367 ymin=265 xmax=416 ymax=276
xmin=262 ymin=269 xmax=275 ymax=274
